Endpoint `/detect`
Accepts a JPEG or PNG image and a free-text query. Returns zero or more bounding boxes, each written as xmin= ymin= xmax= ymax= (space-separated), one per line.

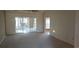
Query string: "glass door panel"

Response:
xmin=15 ymin=17 xmax=37 ymax=33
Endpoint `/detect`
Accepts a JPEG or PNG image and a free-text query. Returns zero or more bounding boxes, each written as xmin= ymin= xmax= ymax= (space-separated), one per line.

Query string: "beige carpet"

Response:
xmin=0 ymin=33 xmax=74 ymax=48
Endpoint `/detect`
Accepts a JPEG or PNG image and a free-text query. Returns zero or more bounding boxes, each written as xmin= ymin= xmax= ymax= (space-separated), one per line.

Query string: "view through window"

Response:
xmin=45 ymin=17 xmax=50 ymax=29
xmin=15 ymin=17 xmax=37 ymax=33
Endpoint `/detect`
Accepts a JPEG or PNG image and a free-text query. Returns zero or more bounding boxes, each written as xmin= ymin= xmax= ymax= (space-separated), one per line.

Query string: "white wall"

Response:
xmin=5 ymin=11 xmax=44 ymax=34
xmin=0 ymin=11 xmax=5 ymax=44
xmin=44 ymin=11 xmax=75 ymax=45
xmin=75 ymin=11 xmax=79 ymax=48
xmin=36 ymin=12 xmax=44 ymax=32
xmin=6 ymin=14 xmax=15 ymax=34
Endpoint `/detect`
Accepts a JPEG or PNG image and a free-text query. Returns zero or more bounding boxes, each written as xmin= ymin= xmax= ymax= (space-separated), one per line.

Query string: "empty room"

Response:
xmin=0 ymin=10 xmax=79 ymax=48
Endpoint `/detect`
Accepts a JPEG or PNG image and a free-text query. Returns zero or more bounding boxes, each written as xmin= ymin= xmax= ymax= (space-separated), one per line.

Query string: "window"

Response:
xmin=15 ymin=17 xmax=30 ymax=33
xmin=15 ymin=16 xmax=37 ymax=33
xmin=45 ymin=17 xmax=50 ymax=29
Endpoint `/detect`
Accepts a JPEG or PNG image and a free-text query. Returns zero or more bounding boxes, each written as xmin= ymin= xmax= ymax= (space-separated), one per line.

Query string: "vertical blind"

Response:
xmin=15 ymin=16 xmax=37 ymax=33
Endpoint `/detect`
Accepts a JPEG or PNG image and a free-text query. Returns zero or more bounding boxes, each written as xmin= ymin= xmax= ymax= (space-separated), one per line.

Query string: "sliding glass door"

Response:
xmin=44 ymin=17 xmax=50 ymax=34
xmin=15 ymin=17 xmax=37 ymax=33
